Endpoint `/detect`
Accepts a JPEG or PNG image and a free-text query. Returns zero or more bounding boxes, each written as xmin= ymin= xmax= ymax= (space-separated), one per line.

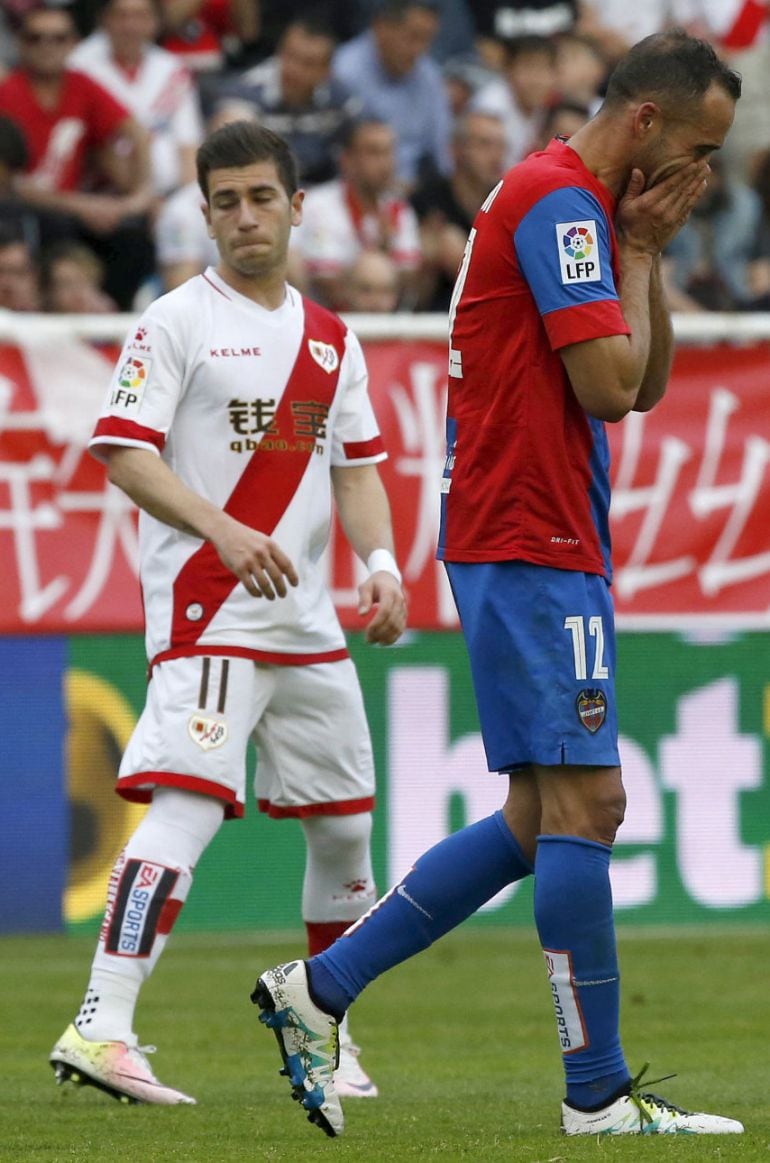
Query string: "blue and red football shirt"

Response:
xmin=437 ymin=137 xmax=631 ymax=581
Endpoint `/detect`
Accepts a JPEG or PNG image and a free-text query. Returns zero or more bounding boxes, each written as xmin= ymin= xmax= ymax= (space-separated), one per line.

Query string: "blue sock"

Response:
xmin=308 ymin=811 xmax=533 ymax=1019
xmin=534 ymin=834 xmax=630 ymax=1110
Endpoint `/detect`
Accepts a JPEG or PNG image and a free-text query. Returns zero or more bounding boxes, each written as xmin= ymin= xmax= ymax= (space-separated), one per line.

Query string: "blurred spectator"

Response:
xmin=745 ymin=149 xmax=770 ymax=309
xmin=472 ymin=33 xmax=557 ymax=166
xmin=473 ymin=0 xmax=579 ymax=69
xmin=411 ymin=109 xmax=506 ymax=309
xmin=39 ymin=238 xmax=118 ymax=311
xmin=0 ymin=2 xmax=155 ymax=308
xmin=554 ymin=30 xmax=606 ymax=110
xmin=702 ymin=2 xmax=770 ymax=184
xmin=420 ymin=0 xmax=476 ymax=62
xmin=214 ymin=16 xmax=362 ymax=186
xmin=231 ymin=0 xmax=366 ymax=66
xmin=332 ymin=0 xmax=452 ymax=188
xmin=531 ymin=96 xmax=590 ymax=150
xmin=0 ymin=227 xmax=40 ymax=310
xmin=442 ymin=53 xmax=497 ymax=117
xmin=158 ymin=0 xmax=258 ymax=73
xmin=344 ymin=249 xmax=400 ymax=311
xmin=155 ymin=171 xmax=217 ymax=290
xmin=0 ymin=113 xmax=80 ymax=252
xmin=577 ymin=0 xmax=693 ymax=67
xmin=292 ymin=117 xmax=422 ymax=310
xmin=69 ymin=0 xmax=204 ymax=196
xmin=661 ymin=156 xmax=763 ymax=311
xmin=0 ymin=114 xmax=31 ymax=231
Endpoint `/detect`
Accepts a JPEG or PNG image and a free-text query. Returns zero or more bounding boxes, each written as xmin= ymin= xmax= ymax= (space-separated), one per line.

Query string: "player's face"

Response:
xmin=636 ymin=82 xmax=736 ymax=190
xmin=204 ymin=161 xmax=303 ymax=281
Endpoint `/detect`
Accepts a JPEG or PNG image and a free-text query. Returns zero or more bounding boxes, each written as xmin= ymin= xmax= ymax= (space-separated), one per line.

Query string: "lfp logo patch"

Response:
xmin=110 ymin=355 xmax=151 ymax=414
xmin=556 ymin=219 xmax=601 ymax=284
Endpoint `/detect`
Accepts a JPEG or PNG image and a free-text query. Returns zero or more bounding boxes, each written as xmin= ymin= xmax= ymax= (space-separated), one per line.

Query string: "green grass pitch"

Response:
xmin=1 ymin=927 xmax=766 ymax=1161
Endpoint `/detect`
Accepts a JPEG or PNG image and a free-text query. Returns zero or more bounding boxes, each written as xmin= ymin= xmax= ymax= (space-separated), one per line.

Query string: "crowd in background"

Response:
xmin=0 ymin=0 xmax=769 ymax=316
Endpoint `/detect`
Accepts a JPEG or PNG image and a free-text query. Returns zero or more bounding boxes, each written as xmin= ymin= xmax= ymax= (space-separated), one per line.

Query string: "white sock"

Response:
xmin=300 ymin=812 xmax=376 ymax=925
xmin=75 ymin=788 xmax=224 ymax=1043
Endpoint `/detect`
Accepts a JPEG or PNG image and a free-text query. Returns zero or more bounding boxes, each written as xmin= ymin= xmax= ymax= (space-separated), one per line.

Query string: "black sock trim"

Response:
xmin=304 ymin=961 xmax=345 ymax=1023
xmin=564 ymin=1078 xmax=632 ymax=1113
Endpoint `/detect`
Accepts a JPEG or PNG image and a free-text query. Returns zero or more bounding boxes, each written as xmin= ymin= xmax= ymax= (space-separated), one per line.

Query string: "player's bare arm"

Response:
xmin=331 ymin=463 xmax=407 ymax=646
xmin=633 ymin=255 xmax=673 ymax=412
xmin=561 ymin=162 xmax=709 ymax=422
xmin=104 ymin=445 xmax=298 ymax=599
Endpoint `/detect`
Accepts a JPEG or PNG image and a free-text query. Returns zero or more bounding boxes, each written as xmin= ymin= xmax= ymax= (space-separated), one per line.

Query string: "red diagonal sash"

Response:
xmin=169 ymin=298 xmax=347 ymax=648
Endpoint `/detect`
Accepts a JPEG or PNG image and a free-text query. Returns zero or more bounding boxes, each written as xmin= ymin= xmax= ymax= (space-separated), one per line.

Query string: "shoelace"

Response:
xmin=628 ymin=1062 xmax=688 ymax=1125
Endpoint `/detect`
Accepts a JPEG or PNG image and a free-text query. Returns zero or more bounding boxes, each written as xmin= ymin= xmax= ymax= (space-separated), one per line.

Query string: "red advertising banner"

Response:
xmin=1 ymin=335 xmax=769 ymax=632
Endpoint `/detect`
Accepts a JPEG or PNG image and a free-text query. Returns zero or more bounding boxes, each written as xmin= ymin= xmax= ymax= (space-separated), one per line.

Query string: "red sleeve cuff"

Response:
xmin=89 ymin=416 xmax=166 ymax=458
xmin=342 ymin=436 xmax=386 ymax=460
xmin=543 ymin=300 xmax=630 ymax=350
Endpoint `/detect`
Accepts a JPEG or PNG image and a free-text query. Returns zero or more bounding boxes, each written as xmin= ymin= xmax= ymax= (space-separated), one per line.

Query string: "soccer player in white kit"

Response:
xmin=49 ymin=120 xmax=407 ymax=1105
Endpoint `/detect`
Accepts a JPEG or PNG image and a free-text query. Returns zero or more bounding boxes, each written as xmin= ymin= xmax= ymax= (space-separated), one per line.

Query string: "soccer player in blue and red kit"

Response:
xmin=255 ymin=31 xmax=745 ymax=1137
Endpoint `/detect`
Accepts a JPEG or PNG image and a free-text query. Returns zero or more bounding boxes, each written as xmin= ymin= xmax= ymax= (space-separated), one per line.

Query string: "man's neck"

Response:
xmin=566 ymin=115 xmax=630 ymax=199
xmin=215 ymin=263 xmax=288 ymax=309
xmin=111 ymin=43 xmax=144 ymax=70
xmin=26 ymin=71 xmax=64 ymax=104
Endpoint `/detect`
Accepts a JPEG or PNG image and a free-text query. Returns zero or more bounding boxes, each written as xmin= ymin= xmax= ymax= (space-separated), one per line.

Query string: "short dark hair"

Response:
xmin=603 ymin=29 xmax=741 ymax=112
xmin=19 ymin=1 xmax=77 ymax=29
xmin=284 ymin=13 xmax=338 ymax=44
xmin=542 ymin=98 xmax=591 ymax=136
xmin=373 ymin=0 xmax=439 ymax=23
xmin=340 ymin=116 xmax=392 ymax=152
xmin=501 ymin=34 xmax=557 ymax=66
xmin=196 ymin=121 xmax=299 ymax=200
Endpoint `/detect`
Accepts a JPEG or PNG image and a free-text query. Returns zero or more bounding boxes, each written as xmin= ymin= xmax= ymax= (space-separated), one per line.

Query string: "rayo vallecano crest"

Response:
xmin=576 ymin=689 xmax=607 ymax=733
xmin=308 ymin=339 xmax=339 ymax=374
xmin=188 ymin=714 xmax=228 ymax=750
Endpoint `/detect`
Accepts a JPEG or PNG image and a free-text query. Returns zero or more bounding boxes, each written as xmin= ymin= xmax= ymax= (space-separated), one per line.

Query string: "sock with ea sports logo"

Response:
xmin=534 ymin=834 xmax=630 ymax=1111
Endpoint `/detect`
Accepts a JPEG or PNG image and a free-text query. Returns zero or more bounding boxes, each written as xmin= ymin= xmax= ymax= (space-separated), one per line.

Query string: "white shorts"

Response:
xmin=117 ymin=655 xmax=375 ymax=819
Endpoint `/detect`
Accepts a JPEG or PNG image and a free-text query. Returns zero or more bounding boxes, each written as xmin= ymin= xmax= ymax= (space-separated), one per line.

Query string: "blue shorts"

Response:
xmin=445 ymin=561 xmax=620 ymax=772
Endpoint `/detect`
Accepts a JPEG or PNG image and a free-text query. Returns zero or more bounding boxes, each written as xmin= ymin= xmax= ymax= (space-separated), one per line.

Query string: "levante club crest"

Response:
xmin=576 ymin=689 xmax=607 ymax=732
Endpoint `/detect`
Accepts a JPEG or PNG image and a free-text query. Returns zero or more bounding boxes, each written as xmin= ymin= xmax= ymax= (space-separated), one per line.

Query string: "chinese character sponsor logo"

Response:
xmin=308 ymin=339 xmax=339 ymax=374
xmin=226 ymin=397 xmax=328 ymax=454
xmin=188 ymin=714 xmax=228 ymax=750
xmin=228 ymin=397 xmax=277 ymax=436
xmin=556 ymin=220 xmax=601 ymax=284
xmin=576 ymin=688 xmax=607 ymax=732
xmin=291 ymin=400 xmax=329 ymax=440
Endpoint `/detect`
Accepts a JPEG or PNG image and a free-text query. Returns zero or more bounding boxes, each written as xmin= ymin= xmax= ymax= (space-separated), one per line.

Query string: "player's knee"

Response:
xmin=591 ymin=784 xmax=626 ymax=845
xmin=301 ymin=811 xmax=372 ymax=864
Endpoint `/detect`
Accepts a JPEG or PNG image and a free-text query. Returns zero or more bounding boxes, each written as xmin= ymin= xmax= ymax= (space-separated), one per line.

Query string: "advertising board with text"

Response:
xmin=1 ymin=338 xmax=769 ymax=632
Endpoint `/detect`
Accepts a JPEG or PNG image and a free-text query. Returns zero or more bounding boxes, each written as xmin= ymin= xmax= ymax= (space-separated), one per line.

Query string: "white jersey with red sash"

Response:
xmin=89 ymin=267 xmax=386 ymax=665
